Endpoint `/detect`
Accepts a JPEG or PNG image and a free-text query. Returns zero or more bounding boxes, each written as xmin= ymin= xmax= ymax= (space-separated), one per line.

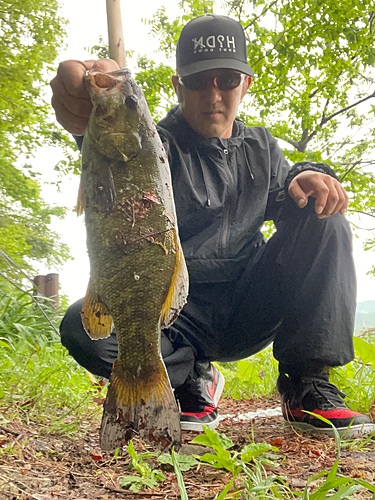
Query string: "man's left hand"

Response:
xmin=288 ymin=170 xmax=348 ymax=219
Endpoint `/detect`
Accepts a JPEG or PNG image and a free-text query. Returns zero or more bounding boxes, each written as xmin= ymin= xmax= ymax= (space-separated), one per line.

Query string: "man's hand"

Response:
xmin=288 ymin=170 xmax=348 ymax=219
xmin=50 ymin=59 xmax=119 ymax=136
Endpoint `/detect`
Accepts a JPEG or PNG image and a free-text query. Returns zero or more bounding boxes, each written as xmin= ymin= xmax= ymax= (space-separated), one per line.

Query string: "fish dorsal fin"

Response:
xmin=81 ymin=280 xmax=113 ymax=339
xmin=160 ymin=246 xmax=189 ymax=328
xmin=76 ymin=175 xmax=85 ymax=216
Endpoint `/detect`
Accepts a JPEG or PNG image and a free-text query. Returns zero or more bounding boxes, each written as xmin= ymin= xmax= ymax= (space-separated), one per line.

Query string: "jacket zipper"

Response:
xmin=219 ymin=148 xmax=235 ymax=258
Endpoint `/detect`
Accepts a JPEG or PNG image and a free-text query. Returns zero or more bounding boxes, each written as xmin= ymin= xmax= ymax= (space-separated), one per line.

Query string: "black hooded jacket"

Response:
xmin=157 ymin=105 xmax=337 ymax=284
xmin=74 ymin=105 xmax=337 ymax=285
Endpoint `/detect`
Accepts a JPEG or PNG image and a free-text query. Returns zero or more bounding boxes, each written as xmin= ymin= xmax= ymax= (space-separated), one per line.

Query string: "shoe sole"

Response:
xmin=212 ymin=370 xmax=226 ymax=407
xmin=180 ymin=412 xmax=220 ymax=432
xmin=284 ymin=420 xmax=375 ymax=439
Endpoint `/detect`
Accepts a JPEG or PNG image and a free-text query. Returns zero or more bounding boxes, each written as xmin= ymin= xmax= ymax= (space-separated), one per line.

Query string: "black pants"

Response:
xmin=60 ymin=201 xmax=356 ymax=388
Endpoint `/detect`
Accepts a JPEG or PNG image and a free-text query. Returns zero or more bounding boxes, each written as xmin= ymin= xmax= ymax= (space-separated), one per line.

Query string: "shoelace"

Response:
xmin=300 ymin=377 xmax=348 ymax=409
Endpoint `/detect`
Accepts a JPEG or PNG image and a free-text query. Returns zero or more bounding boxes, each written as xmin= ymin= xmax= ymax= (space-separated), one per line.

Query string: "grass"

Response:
xmin=0 ymin=288 xmax=102 ymax=434
xmin=218 ymin=333 xmax=375 ymax=419
xmin=1 ymin=286 xmax=375 ymax=499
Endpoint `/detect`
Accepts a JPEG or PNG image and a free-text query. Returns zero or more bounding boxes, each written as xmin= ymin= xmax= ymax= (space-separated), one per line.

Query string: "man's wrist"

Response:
xmin=284 ymin=161 xmax=339 ymax=195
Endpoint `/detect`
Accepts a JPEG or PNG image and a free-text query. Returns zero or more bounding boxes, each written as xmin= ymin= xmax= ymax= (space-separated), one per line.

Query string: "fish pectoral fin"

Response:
xmin=81 ymin=283 xmax=113 ymax=339
xmin=100 ymin=360 xmax=181 ymax=451
xmin=160 ymin=246 xmax=189 ymax=329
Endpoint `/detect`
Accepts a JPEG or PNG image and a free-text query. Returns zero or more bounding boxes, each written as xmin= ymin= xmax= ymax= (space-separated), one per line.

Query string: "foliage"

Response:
xmin=158 ymin=451 xmax=200 ymax=471
xmin=135 ymin=57 xmax=176 ymax=122
xmin=330 ymin=333 xmax=375 ymax=415
xmin=0 ymin=0 xmax=76 ymax=277
xmin=119 ymin=441 xmax=165 ymax=492
xmin=191 ymin=426 xmax=280 ymax=473
xmin=298 ymin=413 xmax=375 ymax=499
xmin=0 ymin=289 xmax=101 ymax=433
xmin=217 ymin=345 xmax=279 ymax=400
xmin=171 ymin=449 xmax=189 ymax=500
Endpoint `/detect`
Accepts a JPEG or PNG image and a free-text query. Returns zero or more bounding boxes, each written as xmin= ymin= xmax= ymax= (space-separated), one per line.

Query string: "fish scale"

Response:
xmin=77 ymin=68 xmax=188 ymax=450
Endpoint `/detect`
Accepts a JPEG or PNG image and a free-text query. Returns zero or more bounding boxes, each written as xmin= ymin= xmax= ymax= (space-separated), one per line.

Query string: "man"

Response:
xmin=51 ymin=14 xmax=374 ymax=437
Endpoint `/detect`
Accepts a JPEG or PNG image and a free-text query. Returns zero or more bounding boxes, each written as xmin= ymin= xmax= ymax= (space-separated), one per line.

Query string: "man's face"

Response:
xmin=172 ymin=69 xmax=251 ymax=139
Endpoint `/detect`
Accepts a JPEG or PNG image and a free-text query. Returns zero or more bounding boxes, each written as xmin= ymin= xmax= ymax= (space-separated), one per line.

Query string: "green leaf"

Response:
xmin=240 ymin=442 xmax=279 ymax=462
xmin=353 ymin=337 xmax=375 ymax=371
xmin=171 ymin=449 xmax=189 ymax=500
xmin=158 ymin=452 xmax=199 ymax=471
xmin=190 ymin=426 xmax=234 ymax=451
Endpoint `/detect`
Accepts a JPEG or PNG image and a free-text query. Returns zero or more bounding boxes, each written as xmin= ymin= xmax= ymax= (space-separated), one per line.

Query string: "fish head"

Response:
xmin=85 ymin=69 xmax=149 ymax=162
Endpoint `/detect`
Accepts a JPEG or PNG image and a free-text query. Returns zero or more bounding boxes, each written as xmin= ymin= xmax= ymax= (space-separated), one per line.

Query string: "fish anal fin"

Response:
xmin=100 ymin=360 xmax=181 ymax=451
xmin=160 ymin=245 xmax=189 ymax=329
xmin=81 ymin=281 xmax=113 ymax=339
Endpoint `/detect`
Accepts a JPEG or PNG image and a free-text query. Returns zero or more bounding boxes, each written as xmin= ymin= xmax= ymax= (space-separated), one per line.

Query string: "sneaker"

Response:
xmin=175 ymin=362 xmax=225 ymax=432
xmin=277 ymin=372 xmax=375 ymax=439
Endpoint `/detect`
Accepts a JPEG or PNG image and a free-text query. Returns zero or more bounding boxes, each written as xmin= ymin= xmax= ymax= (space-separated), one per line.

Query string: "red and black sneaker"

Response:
xmin=175 ymin=362 xmax=225 ymax=432
xmin=277 ymin=372 xmax=375 ymax=438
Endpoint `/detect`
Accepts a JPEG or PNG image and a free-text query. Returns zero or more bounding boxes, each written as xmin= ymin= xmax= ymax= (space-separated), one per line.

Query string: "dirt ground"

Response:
xmin=1 ymin=396 xmax=374 ymax=500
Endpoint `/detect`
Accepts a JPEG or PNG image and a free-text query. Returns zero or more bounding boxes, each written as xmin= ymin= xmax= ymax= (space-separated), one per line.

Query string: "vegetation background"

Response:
xmin=1 ymin=0 xmax=375 ymax=497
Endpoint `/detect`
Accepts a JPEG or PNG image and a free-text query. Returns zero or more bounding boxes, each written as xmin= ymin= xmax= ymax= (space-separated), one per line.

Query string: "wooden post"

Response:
xmin=106 ymin=0 xmax=126 ymax=67
xmin=45 ymin=273 xmax=59 ymax=308
xmin=33 ymin=275 xmax=46 ymax=297
xmin=33 ymin=274 xmax=59 ymax=308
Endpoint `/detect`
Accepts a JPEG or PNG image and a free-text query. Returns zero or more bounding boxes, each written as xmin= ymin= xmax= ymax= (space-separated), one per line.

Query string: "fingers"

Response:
xmin=288 ymin=171 xmax=349 ymax=219
xmin=50 ymin=59 xmax=120 ymax=135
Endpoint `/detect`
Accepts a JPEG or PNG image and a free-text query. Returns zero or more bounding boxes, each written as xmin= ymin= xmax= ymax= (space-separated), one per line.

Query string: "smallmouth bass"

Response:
xmin=77 ymin=69 xmax=188 ymax=451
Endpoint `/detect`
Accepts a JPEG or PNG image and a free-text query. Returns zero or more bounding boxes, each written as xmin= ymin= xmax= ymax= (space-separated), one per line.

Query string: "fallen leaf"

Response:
xmin=269 ymin=438 xmax=283 ymax=446
xmin=310 ymin=449 xmax=321 ymax=457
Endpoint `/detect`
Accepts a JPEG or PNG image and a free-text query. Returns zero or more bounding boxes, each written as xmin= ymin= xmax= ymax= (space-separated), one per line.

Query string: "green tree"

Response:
xmin=0 ymin=0 xmax=76 ymax=281
xmin=139 ymin=0 xmax=375 ymax=264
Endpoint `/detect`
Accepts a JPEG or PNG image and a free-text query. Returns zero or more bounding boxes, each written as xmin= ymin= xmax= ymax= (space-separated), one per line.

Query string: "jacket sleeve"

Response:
xmin=264 ymin=130 xmax=290 ymax=222
xmin=264 ymin=131 xmax=340 ymax=224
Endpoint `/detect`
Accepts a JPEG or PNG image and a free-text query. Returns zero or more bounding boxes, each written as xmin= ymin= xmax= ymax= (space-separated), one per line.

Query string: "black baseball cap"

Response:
xmin=176 ymin=14 xmax=254 ymax=77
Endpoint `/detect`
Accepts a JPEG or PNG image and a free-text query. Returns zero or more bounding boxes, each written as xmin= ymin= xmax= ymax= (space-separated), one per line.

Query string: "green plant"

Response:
xmin=158 ymin=451 xmax=199 ymax=471
xmin=330 ymin=335 xmax=375 ymax=415
xmin=191 ymin=426 xmax=280 ymax=473
xmin=217 ymin=346 xmax=279 ymax=400
xmin=300 ymin=413 xmax=375 ymax=499
xmin=119 ymin=441 xmax=165 ymax=492
xmin=171 ymin=449 xmax=189 ymax=500
xmin=240 ymin=461 xmax=292 ymax=499
xmin=0 ymin=289 xmax=102 ymax=434
xmin=189 ymin=427 xmax=292 ymax=499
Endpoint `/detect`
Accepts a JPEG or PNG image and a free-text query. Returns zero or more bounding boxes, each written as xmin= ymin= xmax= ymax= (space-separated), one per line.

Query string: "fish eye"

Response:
xmin=125 ymin=95 xmax=138 ymax=109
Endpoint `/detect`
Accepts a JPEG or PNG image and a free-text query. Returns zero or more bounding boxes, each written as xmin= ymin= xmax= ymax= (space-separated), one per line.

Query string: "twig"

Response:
xmin=103 ymin=484 xmax=166 ymax=496
xmin=0 ymin=271 xmax=25 ymax=294
xmin=320 ymin=92 xmax=375 ymax=127
xmin=354 ymin=210 xmax=375 ymax=220
xmin=0 ymin=425 xmax=19 ymax=436
xmin=244 ymin=0 xmax=278 ymax=29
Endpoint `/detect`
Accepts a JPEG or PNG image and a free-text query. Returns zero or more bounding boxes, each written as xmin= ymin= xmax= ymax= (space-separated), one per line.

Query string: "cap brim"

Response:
xmin=178 ymin=58 xmax=254 ymax=77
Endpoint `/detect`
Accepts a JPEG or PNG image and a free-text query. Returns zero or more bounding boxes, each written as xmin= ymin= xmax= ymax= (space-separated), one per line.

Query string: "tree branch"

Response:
xmin=320 ymin=92 xmax=375 ymax=127
xmin=354 ymin=210 xmax=375 ymax=219
xmin=341 ymin=161 xmax=360 ymax=181
xmin=243 ymin=0 xmax=279 ymax=29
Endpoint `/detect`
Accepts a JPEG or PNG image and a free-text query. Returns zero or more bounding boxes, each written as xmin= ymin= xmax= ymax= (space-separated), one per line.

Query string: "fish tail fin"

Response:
xmin=100 ymin=360 xmax=181 ymax=451
xmin=160 ymin=245 xmax=189 ymax=328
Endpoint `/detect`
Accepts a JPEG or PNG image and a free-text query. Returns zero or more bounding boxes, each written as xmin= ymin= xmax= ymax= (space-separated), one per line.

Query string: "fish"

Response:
xmin=77 ymin=68 xmax=188 ymax=451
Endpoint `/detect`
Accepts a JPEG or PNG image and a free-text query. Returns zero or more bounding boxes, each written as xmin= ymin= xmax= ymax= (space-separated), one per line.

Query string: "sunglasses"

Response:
xmin=178 ymin=71 xmax=247 ymax=92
